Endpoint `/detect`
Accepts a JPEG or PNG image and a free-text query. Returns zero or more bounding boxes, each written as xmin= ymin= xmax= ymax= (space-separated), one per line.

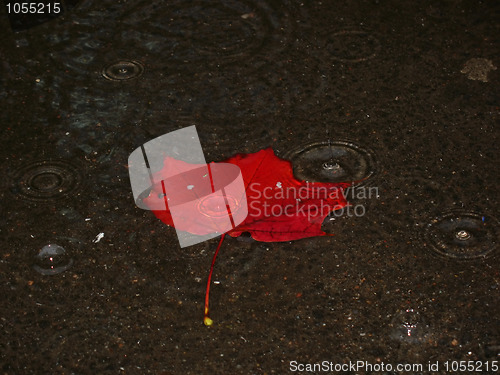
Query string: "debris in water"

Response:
xmin=461 ymin=58 xmax=497 ymax=82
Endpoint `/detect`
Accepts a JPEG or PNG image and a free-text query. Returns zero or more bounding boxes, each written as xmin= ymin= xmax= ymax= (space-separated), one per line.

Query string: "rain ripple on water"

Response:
xmin=33 ymin=244 xmax=74 ymax=276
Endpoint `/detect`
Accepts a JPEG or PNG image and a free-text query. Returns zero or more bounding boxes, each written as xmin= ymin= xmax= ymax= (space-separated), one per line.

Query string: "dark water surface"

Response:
xmin=0 ymin=1 xmax=498 ymax=374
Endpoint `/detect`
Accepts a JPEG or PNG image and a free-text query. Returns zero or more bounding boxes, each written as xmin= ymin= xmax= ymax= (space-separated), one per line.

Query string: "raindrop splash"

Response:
xmin=455 ymin=229 xmax=471 ymax=241
xmin=322 ymin=129 xmax=340 ymax=172
xmin=10 ymin=160 xmax=83 ymax=202
xmin=322 ymin=161 xmax=340 ymax=170
xmin=198 ymin=195 xmax=240 ymax=218
xmin=426 ymin=211 xmax=499 ymax=260
xmin=390 ymin=307 xmax=430 ymax=344
xmin=102 ymin=60 xmax=144 ymax=81
xmin=33 ymin=244 xmax=74 ymax=275
xmin=285 ymin=140 xmax=376 ymax=184
xmin=321 ymin=161 xmax=345 ymax=179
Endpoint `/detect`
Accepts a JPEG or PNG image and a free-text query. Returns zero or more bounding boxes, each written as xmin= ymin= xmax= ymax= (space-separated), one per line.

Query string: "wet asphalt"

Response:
xmin=0 ymin=1 xmax=498 ymax=374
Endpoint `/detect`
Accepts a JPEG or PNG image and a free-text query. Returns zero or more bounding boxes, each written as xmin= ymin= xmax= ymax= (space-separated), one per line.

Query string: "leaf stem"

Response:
xmin=204 ymin=233 xmax=226 ymax=326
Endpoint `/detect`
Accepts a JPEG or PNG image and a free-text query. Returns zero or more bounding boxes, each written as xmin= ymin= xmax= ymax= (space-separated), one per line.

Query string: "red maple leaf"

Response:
xmin=144 ymin=148 xmax=350 ymax=240
xmin=225 ymin=148 xmax=350 ymax=240
xmin=142 ymin=148 xmax=350 ymax=325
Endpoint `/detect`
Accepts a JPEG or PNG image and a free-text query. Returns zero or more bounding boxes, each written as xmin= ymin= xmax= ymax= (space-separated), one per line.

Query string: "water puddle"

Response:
xmin=378 ymin=174 xmax=456 ymax=227
xmin=10 ymin=160 xmax=83 ymax=202
xmin=389 ymin=307 xmax=431 ymax=344
xmin=425 ymin=211 xmax=499 ymax=260
xmin=285 ymin=140 xmax=376 ymax=184
xmin=320 ymin=29 xmax=381 ymax=63
xmin=102 ymin=60 xmax=144 ymax=81
xmin=484 ymin=342 xmax=500 ymax=359
xmin=119 ymin=0 xmax=286 ymax=66
xmin=33 ymin=244 xmax=74 ymax=275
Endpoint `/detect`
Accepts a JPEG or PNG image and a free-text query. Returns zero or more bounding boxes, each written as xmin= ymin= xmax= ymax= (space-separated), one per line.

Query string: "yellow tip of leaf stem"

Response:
xmin=204 ymin=316 xmax=213 ymax=326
